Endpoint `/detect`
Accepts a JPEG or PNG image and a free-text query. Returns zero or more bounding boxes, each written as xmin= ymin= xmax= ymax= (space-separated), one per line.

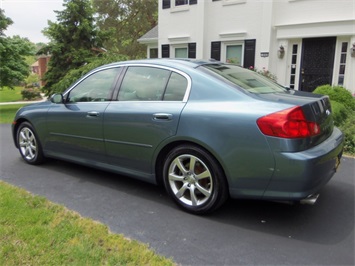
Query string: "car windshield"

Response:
xmin=202 ymin=64 xmax=287 ymax=94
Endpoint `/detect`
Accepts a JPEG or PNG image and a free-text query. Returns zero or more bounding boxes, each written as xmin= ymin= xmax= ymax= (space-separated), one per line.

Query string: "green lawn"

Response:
xmin=0 ymin=92 xmax=175 ymax=265
xmin=0 ymin=181 xmax=175 ymax=266
xmin=0 ymin=87 xmax=23 ymax=102
xmin=0 ymin=104 xmax=26 ymax=124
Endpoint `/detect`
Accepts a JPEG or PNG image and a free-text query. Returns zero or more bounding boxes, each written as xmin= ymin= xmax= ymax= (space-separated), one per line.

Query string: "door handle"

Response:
xmin=87 ymin=111 xmax=100 ymax=117
xmin=153 ymin=113 xmax=173 ymax=121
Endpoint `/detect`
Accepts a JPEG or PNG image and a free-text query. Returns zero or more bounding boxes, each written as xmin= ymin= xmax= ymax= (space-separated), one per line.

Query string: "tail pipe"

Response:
xmin=300 ymin=194 xmax=319 ymax=205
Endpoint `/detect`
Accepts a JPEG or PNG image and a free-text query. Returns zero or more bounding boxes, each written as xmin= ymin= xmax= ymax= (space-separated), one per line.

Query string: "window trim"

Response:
xmin=222 ymin=0 xmax=246 ymax=6
xmin=221 ymin=41 xmax=244 ymax=65
xmin=173 ymin=44 xmax=188 ymax=58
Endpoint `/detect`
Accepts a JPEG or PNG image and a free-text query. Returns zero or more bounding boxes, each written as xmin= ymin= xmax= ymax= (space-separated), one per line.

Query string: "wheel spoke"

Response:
xmin=189 ymin=156 xmax=196 ymax=172
xmin=20 ymin=130 xmax=27 ymax=141
xmin=195 ymin=169 xmax=210 ymax=180
xmin=30 ymin=142 xmax=37 ymax=151
xmin=190 ymin=185 xmax=198 ymax=206
xmin=28 ymin=134 xmax=34 ymax=142
xmin=175 ymin=183 xmax=188 ymax=198
xmin=195 ymin=183 xmax=211 ymax=197
xmin=174 ymin=158 xmax=188 ymax=175
xmin=19 ymin=141 xmax=26 ymax=148
xmin=27 ymin=146 xmax=35 ymax=159
xmin=169 ymin=172 xmax=184 ymax=182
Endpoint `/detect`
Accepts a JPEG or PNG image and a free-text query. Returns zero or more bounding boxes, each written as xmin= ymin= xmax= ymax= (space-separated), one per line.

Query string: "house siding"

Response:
xmin=141 ymin=0 xmax=355 ymax=93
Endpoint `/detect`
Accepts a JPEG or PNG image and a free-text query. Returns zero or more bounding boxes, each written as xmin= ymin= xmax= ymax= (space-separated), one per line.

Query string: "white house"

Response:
xmin=138 ymin=0 xmax=355 ymax=93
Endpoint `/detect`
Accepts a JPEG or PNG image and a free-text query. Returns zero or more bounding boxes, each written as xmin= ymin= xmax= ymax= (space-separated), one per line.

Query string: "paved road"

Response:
xmin=1 ymin=124 xmax=354 ymax=265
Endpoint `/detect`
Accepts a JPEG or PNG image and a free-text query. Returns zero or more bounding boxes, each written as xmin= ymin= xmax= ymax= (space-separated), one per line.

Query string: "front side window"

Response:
xmin=67 ymin=68 xmax=121 ymax=103
xmin=203 ymin=64 xmax=286 ymax=94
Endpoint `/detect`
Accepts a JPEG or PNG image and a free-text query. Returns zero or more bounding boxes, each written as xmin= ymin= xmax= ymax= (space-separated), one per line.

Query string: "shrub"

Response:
xmin=21 ymin=88 xmax=41 ymax=100
xmin=339 ymin=114 xmax=355 ymax=155
xmin=313 ymin=85 xmax=355 ymax=111
xmin=313 ymin=85 xmax=355 ymax=155
xmin=249 ymin=66 xmax=277 ymax=82
xmin=330 ymin=100 xmax=348 ymax=126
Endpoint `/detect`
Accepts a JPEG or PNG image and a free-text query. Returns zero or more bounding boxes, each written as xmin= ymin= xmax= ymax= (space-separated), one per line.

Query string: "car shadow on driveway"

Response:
xmin=38 ymin=157 xmax=354 ymax=247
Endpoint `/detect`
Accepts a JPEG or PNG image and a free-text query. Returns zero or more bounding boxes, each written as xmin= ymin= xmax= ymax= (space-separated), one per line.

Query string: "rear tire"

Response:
xmin=163 ymin=144 xmax=228 ymax=214
xmin=17 ymin=122 xmax=45 ymax=165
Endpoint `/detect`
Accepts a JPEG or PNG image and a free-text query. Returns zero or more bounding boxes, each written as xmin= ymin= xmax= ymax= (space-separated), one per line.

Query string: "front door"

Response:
xmin=45 ymin=67 xmax=121 ymax=163
xmin=299 ymin=37 xmax=336 ymax=92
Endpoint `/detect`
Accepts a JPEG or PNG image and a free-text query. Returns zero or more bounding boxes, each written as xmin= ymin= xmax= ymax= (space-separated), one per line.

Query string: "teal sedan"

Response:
xmin=12 ymin=59 xmax=344 ymax=214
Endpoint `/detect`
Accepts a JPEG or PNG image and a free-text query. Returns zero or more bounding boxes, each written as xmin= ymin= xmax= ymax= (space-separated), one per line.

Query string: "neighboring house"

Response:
xmin=138 ymin=0 xmax=355 ymax=93
xmin=31 ymin=55 xmax=51 ymax=87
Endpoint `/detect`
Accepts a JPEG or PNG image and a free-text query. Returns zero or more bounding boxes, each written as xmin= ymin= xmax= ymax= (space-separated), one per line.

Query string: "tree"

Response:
xmin=93 ymin=0 xmax=158 ymax=59
xmin=0 ymin=9 xmax=35 ymax=89
xmin=42 ymin=0 xmax=104 ymax=95
xmin=0 ymin=8 xmax=12 ymax=36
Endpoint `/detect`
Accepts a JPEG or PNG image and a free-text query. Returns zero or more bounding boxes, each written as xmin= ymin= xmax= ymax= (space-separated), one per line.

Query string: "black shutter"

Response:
xmin=243 ymin=39 xmax=256 ymax=68
xmin=188 ymin=43 xmax=196 ymax=58
xmin=189 ymin=0 xmax=198 ymax=5
xmin=162 ymin=0 xmax=170 ymax=9
xmin=211 ymin=41 xmax=221 ymax=61
xmin=162 ymin=44 xmax=170 ymax=58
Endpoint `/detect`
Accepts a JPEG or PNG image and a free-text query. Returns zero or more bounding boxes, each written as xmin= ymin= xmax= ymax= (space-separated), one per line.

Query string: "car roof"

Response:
xmin=101 ymin=58 xmax=221 ymax=70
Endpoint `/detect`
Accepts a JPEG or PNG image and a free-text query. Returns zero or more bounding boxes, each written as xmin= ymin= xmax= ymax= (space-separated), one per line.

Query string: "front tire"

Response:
xmin=17 ymin=122 xmax=45 ymax=165
xmin=163 ymin=145 xmax=228 ymax=214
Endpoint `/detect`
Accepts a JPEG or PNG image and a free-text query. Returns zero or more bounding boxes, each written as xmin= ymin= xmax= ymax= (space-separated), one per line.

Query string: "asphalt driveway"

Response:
xmin=1 ymin=124 xmax=354 ymax=265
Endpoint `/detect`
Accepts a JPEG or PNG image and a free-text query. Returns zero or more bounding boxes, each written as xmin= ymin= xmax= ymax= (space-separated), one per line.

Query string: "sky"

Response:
xmin=1 ymin=0 xmax=65 ymax=43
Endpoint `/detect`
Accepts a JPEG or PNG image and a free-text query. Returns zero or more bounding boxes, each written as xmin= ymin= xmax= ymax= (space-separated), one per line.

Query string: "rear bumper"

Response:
xmin=263 ymin=127 xmax=344 ymax=201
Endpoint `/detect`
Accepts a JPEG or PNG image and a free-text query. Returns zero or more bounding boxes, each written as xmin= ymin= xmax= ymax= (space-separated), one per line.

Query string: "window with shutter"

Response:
xmin=211 ymin=41 xmax=221 ymax=61
xmin=188 ymin=43 xmax=196 ymax=58
xmin=163 ymin=0 xmax=171 ymax=9
xmin=162 ymin=44 xmax=170 ymax=58
xmin=243 ymin=39 xmax=256 ymax=68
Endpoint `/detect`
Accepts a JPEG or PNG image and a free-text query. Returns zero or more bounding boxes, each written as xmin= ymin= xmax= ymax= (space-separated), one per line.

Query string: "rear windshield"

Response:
xmin=202 ymin=64 xmax=287 ymax=94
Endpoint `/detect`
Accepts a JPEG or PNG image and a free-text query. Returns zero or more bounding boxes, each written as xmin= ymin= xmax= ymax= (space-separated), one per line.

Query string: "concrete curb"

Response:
xmin=0 ymin=94 xmax=48 ymax=105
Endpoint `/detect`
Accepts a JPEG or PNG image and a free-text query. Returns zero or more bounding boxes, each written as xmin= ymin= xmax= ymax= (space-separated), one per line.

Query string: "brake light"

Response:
xmin=257 ymin=106 xmax=320 ymax=138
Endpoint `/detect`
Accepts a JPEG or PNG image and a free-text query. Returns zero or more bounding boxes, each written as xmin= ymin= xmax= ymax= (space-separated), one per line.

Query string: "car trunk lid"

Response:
xmin=256 ymin=90 xmax=334 ymax=149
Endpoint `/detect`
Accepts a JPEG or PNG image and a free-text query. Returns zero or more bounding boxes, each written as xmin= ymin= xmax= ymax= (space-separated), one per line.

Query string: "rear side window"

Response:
xmin=118 ymin=66 xmax=188 ymax=101
xmin=163 ymin=72 xmax=187 ymax=101
xmin=118 ymin=66 xmax=170 ymax=101
xmin=202 ymin=64 xmax=286 ymax=94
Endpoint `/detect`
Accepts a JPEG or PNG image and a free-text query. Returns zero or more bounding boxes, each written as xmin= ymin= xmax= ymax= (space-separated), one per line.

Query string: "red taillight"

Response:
xmin=257 ymin=106 xmax=320 ymax=138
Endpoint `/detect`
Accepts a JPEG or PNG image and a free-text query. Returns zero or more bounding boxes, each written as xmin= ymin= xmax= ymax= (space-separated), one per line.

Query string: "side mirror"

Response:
xmin=50 ymin=93 xmax=64 ymax=104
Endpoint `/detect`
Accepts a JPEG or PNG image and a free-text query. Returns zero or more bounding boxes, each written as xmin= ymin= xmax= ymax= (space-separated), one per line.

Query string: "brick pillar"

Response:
xmin=38 ymin=56 xmax=50 ymax=87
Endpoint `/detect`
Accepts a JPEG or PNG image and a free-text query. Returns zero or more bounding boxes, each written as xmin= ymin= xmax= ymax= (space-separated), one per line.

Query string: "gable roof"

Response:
xmin=138 ymin=25 xmax=158 ymax=44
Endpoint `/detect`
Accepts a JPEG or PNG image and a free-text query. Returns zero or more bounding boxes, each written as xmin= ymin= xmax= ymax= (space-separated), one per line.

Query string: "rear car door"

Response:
xmin=104 ymin=65 xmax=190 ymax=175
xmin=45 ymin=67 xmax=121 ymax=163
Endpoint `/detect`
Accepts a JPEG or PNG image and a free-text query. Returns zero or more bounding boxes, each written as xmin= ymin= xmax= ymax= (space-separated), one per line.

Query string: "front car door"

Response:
xmin=45 ymin=67 xmax=122 ymax=164
xmin=103 ymin=65 xmax=190 ymax=178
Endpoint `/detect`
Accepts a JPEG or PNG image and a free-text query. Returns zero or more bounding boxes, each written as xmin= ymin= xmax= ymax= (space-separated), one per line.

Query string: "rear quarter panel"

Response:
xmin=168 ymin=70 xmax=296 ymax=198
